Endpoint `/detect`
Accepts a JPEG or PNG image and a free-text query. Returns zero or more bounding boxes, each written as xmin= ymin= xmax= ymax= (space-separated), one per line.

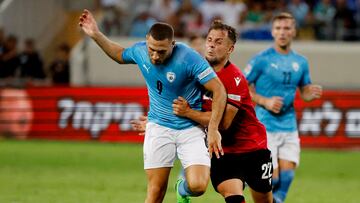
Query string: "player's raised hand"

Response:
xmin=172 ymin=96 xmax=190 ymax=117
xmin=130 ymin=115 xmax=148 ymax=136
xmin=207 ymin=128 xmax=223 ymax=159
xmin=79 ymin=9 xmax=99 ymax=38
xmin=264 ymin=96 xmax=283 ymax=114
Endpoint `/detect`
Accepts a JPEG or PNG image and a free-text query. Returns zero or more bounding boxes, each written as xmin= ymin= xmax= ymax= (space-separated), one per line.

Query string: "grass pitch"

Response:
xmin=0 ymin=140 xmax=359 ymax=203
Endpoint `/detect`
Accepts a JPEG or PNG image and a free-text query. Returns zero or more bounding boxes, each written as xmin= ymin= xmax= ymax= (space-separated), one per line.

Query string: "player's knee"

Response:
xmin=148 ymin=184 xmax=167 ymax=197
xmin=187 ymin=180 xmax=207 ymax=196
xmin=225 ymin=195 xmax=245 ymax=203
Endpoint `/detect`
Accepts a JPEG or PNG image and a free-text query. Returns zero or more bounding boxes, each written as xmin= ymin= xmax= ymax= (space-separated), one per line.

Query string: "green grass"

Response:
xmin=0 ymin=140 xmax=359 ymax=203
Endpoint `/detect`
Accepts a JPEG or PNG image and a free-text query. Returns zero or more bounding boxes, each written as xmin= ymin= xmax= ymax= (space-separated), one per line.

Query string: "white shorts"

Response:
xmin=267 ymin=131 xmax=300 ymax=169
xmin=143 ymin=122 xmax=210 ymax=169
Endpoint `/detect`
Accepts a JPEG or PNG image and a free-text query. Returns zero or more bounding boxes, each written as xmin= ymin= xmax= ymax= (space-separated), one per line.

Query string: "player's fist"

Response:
xmin=172 ymin=96 xmax=190 ymax=117
xmin=264 ymin=96 xmax=283 ymax=114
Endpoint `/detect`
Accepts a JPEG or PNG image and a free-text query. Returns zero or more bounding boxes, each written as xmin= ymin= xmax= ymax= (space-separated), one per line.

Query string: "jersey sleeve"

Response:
xmin=298 ymin=60 xmax=312 ymax=87
xmin=121 ymin=43 xmax=140 ymax=64
xmin=191 ymin=54 xmax=217 ymax=85
xmin=225 ymin=74 xmax=248 ymax=109
xmin=244 ymin=55 xmax=263 ymax=84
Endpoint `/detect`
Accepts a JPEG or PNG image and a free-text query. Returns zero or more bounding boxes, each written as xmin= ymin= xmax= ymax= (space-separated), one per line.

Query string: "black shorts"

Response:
xmin=210 ymin=149 xmax=273 ymax=193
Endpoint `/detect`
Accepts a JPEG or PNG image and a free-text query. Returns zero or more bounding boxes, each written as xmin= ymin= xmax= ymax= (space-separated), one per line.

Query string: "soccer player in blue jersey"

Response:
xmin=245 ymin=13 xmax=323 ymax=203
xmin=79 ymin=9 xmax=226 ymax=203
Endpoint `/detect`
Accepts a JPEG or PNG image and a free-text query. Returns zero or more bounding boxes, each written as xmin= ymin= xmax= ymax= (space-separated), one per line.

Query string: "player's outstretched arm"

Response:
xmin=202 ymin=77 xmax=227 ymax=159
xmin=79 ymin=9 xmax=126 ymax=64
xmin=300 ymin=84 xmax=322 ymax=102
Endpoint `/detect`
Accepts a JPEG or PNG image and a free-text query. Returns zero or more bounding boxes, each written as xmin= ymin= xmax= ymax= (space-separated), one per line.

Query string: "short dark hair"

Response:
xmin=208 ymin=20 xmax=237 ymax=44
xmin=272 ymin=12 xmax=296 ymax=25
xmin=148 ymin=23 xmax=174 ymax=41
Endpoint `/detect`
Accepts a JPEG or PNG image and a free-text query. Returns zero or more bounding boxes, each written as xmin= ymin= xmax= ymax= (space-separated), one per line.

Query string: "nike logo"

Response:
xmin=234 ymin=77 xmax=241 ymax=86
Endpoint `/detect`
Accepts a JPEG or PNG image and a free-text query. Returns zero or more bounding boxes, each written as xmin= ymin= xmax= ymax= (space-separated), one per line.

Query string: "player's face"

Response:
xmin=205 ymin=29 xmax=233 ymax=66
xmin=146 ymin=35 xmax=174 ymax=65
xmin=272 ymin=19 xmax=296 ymax=49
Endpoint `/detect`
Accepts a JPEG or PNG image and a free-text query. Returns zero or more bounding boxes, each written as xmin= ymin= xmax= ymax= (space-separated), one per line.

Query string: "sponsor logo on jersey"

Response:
xmin=198 ymin=67 xmax=213 ymax=80
xmin=292 ymin=62 xmax=299 ymax=72
xmin=166 ymin=72 xmax=176 ymax=83
xmin=234 ymin=77 xmax=241 ymax=86
xmin=228 ymin=94 xmax=241 ymax=101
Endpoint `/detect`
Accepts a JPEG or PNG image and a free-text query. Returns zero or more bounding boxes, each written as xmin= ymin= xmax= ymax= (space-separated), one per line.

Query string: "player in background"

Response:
xmin=245 ymin=12 xmax=322 ymax=203
xmin=79 ymin=9 xmax=227 ymax=203
xmin=133 ymin=20 xmax=274 ymax=203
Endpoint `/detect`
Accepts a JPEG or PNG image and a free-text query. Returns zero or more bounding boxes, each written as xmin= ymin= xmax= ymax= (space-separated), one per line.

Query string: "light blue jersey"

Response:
xmin=122 ymin=41 xmax=216 ymax=130
xmin=245 ymin=47 xmax=311 ymax=132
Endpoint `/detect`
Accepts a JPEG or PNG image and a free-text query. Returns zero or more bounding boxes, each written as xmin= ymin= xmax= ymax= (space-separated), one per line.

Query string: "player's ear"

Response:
xmin=228 ymin=45 xmax=234 ymax=54
xmin=172 ymin=40 xmax=176 ymax=46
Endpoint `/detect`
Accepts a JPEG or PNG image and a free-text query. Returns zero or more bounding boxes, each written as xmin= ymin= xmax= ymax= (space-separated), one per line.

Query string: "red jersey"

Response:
xmin=202 ymin=62 xmax=267 ymax=153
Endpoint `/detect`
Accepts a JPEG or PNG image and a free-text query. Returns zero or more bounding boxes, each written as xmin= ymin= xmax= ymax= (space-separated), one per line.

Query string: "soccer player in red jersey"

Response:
xmin=172 ymin=20 xmax=274 ymax=203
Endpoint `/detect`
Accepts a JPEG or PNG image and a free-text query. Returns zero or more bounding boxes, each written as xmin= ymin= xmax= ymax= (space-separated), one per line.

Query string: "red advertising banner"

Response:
xmin=1 ymin=87 xmax=360 ymax=148
xmin=295 ymin=90 xmax=360 ymax=148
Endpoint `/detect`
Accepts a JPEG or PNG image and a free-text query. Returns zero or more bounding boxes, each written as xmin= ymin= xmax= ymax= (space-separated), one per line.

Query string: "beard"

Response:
xmin=206 ymin=56 xmax=221 ymax=66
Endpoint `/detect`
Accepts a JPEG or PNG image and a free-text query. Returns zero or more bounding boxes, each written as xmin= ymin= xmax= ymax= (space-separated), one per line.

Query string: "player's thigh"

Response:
xmin=278 ymin=131 xmax=300 ymax=167
xmin=244 ymin=149 xmax=273 ymax=194
xmin=210 ymin=154 xmax=244 ymax=193
xmin=266 ymin=132 xmax=282 ymax=169
xmin=143 ymin=122 xmax=177 ymax=169
xmin=176 ymin=125 xmax=210 ymax=169
xmin=217 ymin=179 xmax=244 ymax=198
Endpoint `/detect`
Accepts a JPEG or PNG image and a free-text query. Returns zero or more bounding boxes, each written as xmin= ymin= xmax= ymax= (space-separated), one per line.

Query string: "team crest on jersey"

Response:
xmin=292 ymin=62 xmax=299 ymax=72
xmin=166 ymin=72 xmax=176 ymax=83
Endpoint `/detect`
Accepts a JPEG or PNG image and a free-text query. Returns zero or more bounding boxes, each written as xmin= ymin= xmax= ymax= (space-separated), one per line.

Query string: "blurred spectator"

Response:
xmin=198 ymin=0 xmax=226 ymax=26
xmin=313 ymin=0 xmax=336 ymax=40
xmin=185 ymin=11 xmax=208 ymax=37
xmin=129 ymin=11 xmax=156 ymax=38
xmin=149 ymin=0 xmax=179 ymax=21
xmin=287 ymin=0 xmax=310 ymax=27
xmin=1 ymin=35 xmax=19 ymax=82
xmin=223 ymin=0 xmax=246 ymax=28
xmin=49 ymin=43 xmax=70 ymax=85
xmin=333 ymin=0 xmax=358 ymax=41
xmin=239 ymin=1 xmax=272 ymax=40
xmin=168 ymin=0 xmax=199 ymax=37
xmin=101 ymin=5 xmax=124 ymax=36
xmin=18 ymin=39 xmax=46 ymax=86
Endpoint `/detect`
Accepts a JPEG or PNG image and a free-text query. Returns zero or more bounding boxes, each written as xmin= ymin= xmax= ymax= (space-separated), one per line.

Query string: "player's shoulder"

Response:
xmin=291 ymin=50 xmax=308 ymax=63
xmin=132 ymin=41 xmax=146 ymax=49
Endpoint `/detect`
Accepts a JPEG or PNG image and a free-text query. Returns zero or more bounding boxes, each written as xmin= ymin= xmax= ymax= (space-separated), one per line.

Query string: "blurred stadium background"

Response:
xmin=0 ymin=0 xmax=360 ymax=202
